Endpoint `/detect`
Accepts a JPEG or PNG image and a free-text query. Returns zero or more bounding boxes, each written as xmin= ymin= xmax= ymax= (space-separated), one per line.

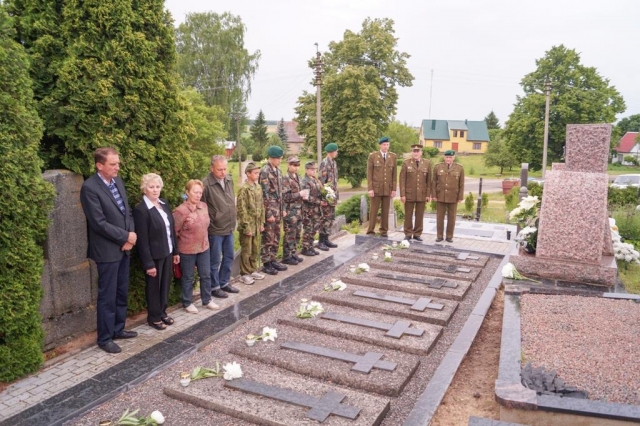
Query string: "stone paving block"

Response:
xmin=393 ymin=248 xmax=489 ymax=268
xmin=164 ymin=359 xmax=390 ymax=425
xmin=229 ymin=324 xmax=420 ymax=397
xmin=314 ymin=283 xmax=458 ymax=326
xmin=342 ymin=270 xmax=471 ymax=301
xmin=279 ymin=303 xmax=442 ymax=356
xmin=367 ymin=257 xmax=480 ymax=282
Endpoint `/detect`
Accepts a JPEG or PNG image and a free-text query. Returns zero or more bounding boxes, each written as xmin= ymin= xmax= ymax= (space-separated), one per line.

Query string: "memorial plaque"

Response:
xmin=314 ymin=283 xmax=458 ymax=326
xmin=280 ymin=304 xmax=442 ymax=356
xmin=369 ymin=258 xmax=479 ymax=282
xmin=230 ymin=325 xmax=420 ymax=396
xmin=342 ymin=272 xmax=471 ymax=301
xmin=164 ymin=359 xmax=391 ymax=425
xmin=376 ymin=272 xmax=458 ymax=289
xmin=396 ymin=259 xmax=471 ymax=274
xmin=394 ymin=248 xmax=489 ymax=268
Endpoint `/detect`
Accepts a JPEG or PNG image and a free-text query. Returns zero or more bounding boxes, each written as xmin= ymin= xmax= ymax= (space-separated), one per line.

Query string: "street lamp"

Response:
xmin=541 ymin=80 xmax=551 ymax=179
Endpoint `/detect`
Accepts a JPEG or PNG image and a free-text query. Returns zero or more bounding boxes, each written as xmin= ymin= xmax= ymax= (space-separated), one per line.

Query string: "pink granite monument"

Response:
xmin=510 ymin=124 xmax=617 ymax=287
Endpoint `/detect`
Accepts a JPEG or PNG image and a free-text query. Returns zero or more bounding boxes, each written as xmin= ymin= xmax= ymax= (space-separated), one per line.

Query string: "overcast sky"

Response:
xmin=164 ymin=0 xmax=639 ymax=128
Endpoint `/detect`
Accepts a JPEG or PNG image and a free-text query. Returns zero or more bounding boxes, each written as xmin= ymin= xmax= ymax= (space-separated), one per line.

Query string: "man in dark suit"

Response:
xmin=80 ymin=147 xmax=138 ymax=354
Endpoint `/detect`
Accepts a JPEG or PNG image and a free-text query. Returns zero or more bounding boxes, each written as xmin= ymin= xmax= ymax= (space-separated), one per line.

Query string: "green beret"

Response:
xmin=324 ymin=142 xmax=338 ymax=153
xmin=305 ymin=161 xmax=317 ymax=169
xmin=378 ymin=136 xmax=390 ymax=144
xmin=245 ymin=162 xmax=260 ymax=173
xmin=266 ymin=145 xmax=284 ymax=158
xmin=444 ymin=150 xmax=456 ymax=156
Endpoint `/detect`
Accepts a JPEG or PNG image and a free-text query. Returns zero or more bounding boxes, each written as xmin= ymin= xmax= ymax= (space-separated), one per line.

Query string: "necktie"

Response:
xmin=416 ymin=160 xmax=419 ymax=168
xmin=383 ymin=154 xmax=386 ymax=161
xmin=109 ymin=183 xmax=126 ymax=215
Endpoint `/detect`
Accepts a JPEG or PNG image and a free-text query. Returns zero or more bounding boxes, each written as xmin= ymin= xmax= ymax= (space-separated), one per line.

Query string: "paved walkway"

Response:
xmin=0 ymin=224 xmax=516 ymax=424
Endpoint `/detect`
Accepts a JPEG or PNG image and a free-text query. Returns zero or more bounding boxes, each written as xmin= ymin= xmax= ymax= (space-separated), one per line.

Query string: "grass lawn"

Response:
xmin=618 ymin=262 xmax=640 ymax=294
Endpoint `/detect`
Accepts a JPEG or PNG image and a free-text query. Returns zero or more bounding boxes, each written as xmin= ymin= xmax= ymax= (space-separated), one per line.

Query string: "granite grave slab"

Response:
xmin=393 ymin=249 xmax=489 ymax=268
xmin=164 ymin=359 xmax=390 ymax=426
xmin=314 ymin=283 xmax=458 ymax=326
xmin=341 ymin=270 xmax=471 ymax=301
xmin=565 ymin=124 xmax=612 ymax=174
xmin=229 ymin=325 xmax=419 ymax=396
xmin=279 ymin=303 xmax=442 ymax=356
xmin=367 ymin=257 xmax=479 ymax=282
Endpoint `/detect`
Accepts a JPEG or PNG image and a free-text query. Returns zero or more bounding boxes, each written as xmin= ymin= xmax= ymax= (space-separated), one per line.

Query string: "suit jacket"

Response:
xmin=80 ymin=174 xmax=135 ymax=263
xmin=400 ymin=158 xmax=432 ymax=201
xmin=133 ymin=198 xmax=178 ymax=271
xmin=367 ymin=151 xmax=397 ymax=196
xmin=432 ymin=162 xmax=465 ymax=203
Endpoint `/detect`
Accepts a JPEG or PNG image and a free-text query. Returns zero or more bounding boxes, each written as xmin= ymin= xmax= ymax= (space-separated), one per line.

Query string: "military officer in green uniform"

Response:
xmin=281 ymin=156 xmax=308 ymax=265
xmin=260 ymin=146 xmax=288 ymax=275
xmin=318 ymin=142 xmax=339 ymax=248
xmin=366 ymin=136 xmax=397 ymax=237
xmin=300 ymin=162 xmax=324 ymax=256
xmin=432 ymin=150 xmax=464 ymax=242
xmin=399 ymin=144 xmax=431 ymax=241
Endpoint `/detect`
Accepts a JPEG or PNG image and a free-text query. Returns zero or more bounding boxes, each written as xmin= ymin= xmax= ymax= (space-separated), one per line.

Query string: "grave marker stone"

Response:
xmin=321 ymin=312 xmax=424 ymax=338
xmin=375 ymin=272 xmax=458 ymax=289
xmin=352 ymin=290 xmax=444 ymax=311
xmin=342 ymin=272 xmax=471 ymax=301
xmin=396 ymin=259 xmax=471 ymax=273
xmin=280 ymin=341 xmax=397 ymax=373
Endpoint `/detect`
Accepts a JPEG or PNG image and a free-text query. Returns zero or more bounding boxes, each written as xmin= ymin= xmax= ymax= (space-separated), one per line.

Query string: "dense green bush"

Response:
xmin=394 ymin=199 xmax=405 ymax=221
xmin=481 ymin=193 xmax=489 ymax=209
xmin=464 ymin=192 xmax=475 ymax=213
xmin=0 ymin=9 xmax=56 ymax=381
xmin=608 ymin=187 xmax=639 ymax=209
xmin=336 ymin=193 xmax=369 ymax=224
xmin=504 ymin=186 xmax=520 ymax=211
xmin=613 ymin=207 xmax=640 ymax=243
xmin=429 ymin=199 xmax=437 ymax=212
xmin=251 ymin=150 xmax=264 ymax=162
xmin=527 ymin=182 xmax=544 ymax=198
xmin=231 ymin=146 xmax=248 ymax=162
xmin=423 ymin=147 xmax=440 ymax=158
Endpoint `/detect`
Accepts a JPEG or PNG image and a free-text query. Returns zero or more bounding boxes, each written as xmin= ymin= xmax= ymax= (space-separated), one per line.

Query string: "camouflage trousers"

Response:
xmin=239 ymin=233 xmax=260 ymax=275
xmin=261 ymin=220 xmax=281 ymax=263
xmin=302 ymin=205 xmax=322 ymax=249
xmin=320 ymin=204 xmax=335 ymax=235
xmin=283 ymin=215 xmax=302 ymax=258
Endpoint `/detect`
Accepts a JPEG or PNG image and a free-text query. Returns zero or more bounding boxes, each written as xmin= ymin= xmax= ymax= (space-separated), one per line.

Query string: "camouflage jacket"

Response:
xmin=236 ymin=182 xmax=264 ymax=235
xmin=260 ymin=162 xmax=284 ymax=221
xmin=282 ymin=171 xmax=303 ymax=219
xmin=319 ymin=156 xmax=339 ymax=200
xmin=300 ymin=175 xmax=323 ymax=206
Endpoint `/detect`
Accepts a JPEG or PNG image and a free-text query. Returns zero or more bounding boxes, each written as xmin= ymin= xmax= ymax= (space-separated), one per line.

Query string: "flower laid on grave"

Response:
xmin=382 ymin=240 xmax=410 ymax=251
xmin=323 ymin=278 xmax=347 ymax=292
xmin=400 ymin=239 xmax=410 ymax=248
xmin=116 ymin=408 xmax=164 ymax=425
xmin=610 ymin=219 xmax=640 ymax=269
xmin=190 ymin=363 xmax=221 ymax=381
xmin=222 ymin=361 xmax=243 ymax=380
xmin=501 ymin=262 xmax=539 ymax=282
xmin=296 ymin=299 xmax=325 ymax=318
xmin=246 ymin=326 xmax=278 ymax=343
xmin=356 ymin=263 xmax=370 ymax=274
xmin=384 ymin=251 xmax=392 ymax=262
xmin=509 ymin=195 xmax=541 ymax=253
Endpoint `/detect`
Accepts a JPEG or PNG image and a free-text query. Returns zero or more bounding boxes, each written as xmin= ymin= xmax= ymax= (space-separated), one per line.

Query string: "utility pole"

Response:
xmin=232 ymin=112 xmax=242 ymax=183
xmin=542 ymin=80 xmax=551 ymax=179
xmin=428 ymin=69 xmax=434 ymax=119
xmin=314 ymin=43 xmax=323 ymax=164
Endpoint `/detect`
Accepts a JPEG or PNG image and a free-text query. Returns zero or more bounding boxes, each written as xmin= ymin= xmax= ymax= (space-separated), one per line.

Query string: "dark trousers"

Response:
xmin=367 ymin=195 xmax=391 ymax=235
xmin=145 ymin=255 xmax=172 ymax=323
xmin=96 ymin=254 xmax=130 ymax=346
xmin=436 ymin=202 xmax=458 ymax=239
xmin=404 ymin=201 xmax=426 ymax=237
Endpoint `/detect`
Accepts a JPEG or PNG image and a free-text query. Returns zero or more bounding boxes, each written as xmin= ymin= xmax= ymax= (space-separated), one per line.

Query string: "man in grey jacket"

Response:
xmin=203 ymin=155 xmax=240 ymax=298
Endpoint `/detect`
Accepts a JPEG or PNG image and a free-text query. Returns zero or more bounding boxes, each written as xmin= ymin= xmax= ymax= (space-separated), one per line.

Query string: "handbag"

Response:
xmin=173 ymin=262 xmax=182 ymax=279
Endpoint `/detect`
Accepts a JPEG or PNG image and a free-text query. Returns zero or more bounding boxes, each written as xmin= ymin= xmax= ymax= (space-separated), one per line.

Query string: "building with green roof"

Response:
xmin=419 ymin=119 xmax=490 ymax=154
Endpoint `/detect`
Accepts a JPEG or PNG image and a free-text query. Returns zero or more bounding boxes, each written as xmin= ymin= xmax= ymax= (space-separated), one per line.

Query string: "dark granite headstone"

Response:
xmin=321 ymin=312 xmax=424 ymax=338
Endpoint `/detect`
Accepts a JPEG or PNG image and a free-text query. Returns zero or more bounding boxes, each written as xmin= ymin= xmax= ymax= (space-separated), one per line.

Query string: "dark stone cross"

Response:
xmin=410 ymin=247 xmax=479 ymax=261
xmin=280 ymin=341 xmax=397 ymax=373
xmin=395 ymin=259 xmax=471 ymax=273
xmin=321 ymin=312 xmax=424 ymax=338
xmin=353 ymin=289 xmax=444 ymax=311
xmin=376 ymin=272 xmax=459 ymax=289
xmin=225 ymin=378 xmax=361 ymax=422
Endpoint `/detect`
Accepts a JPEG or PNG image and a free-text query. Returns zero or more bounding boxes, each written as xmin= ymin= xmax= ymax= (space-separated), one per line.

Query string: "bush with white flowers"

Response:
xmin=510 ymin=196 xmax=541 ymax=253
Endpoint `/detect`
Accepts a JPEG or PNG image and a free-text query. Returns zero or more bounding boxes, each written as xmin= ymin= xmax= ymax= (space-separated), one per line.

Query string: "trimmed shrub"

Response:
xmin=0 ymin=9 xmax=56 ymax=381
xmin=231 ymin=146 xmax=248 ymax=162
xmin=394 ymin=199 xmax=405 ymax=221
xmin=481 ymin=193 xmax=489 ymax=209
xmin=429 ymin=199 xmax=437 ymax=212
xmin=464 ymin=192 xmax=475 ymax=213
xmin=608 ymin=186 xmax=639 ymax=209
xmin=336 ymin=193 xmax=369 ymax=224
xmin=423 ymin=147 xmax=440 ymax=158
xmin=527 ymin=182 xmax=544 ymax=198
xmin=251 ymin=150 xmax=264 ymax=162
xmin=504 ymin=186 xmax=520 ymax=211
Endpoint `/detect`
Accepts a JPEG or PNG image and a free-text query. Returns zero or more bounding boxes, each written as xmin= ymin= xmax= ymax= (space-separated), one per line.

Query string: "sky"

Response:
xmin=164 ymin=0 xmax=640 ymax=128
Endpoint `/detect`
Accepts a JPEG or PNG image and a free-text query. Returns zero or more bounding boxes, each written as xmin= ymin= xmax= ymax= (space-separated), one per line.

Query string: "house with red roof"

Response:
xmin=613 ymin=132 xmax=640 ymax=164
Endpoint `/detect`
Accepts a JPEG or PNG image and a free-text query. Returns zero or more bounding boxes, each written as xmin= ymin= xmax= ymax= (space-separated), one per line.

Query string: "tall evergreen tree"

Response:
xmin=277 ymin=118 xmax=288 ymax=144
xmin=484 ymin=110 xmax=501 ymax=129
xmin=250 ymin=110 xmax=269 ymax=153
xmin=0 ymin=7 xmax=55 ymax=381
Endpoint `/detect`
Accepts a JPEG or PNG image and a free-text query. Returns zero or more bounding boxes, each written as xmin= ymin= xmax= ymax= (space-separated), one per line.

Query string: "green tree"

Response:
xmin=176 ymin=12 xmax=260 ymax=123
xmin=0 ymin=8 xmax=56 ymax=381
xmin=484 ymin=129 xmax=517 ymax=174
xmin=277 ymin=118 xmax=288 ymax=144
xmin=484 ymin=110 xmax=501 ymax=129
xmin=504 ymin=45 xmax=625 ymax=171
xmin=386 ymin=121 xmax=418 ymax=154
xmin=294 ymin=17 xmax=413 ymax=187
xmin=250 ymin=110 xmax=269 ymax=154
xmin=616 ymin=114 xmax=640 ymax=134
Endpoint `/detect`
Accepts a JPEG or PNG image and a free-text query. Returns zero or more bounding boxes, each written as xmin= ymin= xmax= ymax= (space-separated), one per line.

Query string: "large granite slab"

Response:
xmin=164 ymin=359 xmax=390 ymax=425
xmin=341 ymin=270 xmax=471 ymax=301
xmin=279 ymin=303 xmax=442 ymax=356
xmin=367 ymin=258 xmax=480 ymax=282
xmin=394 ymin=248 xmax=489 ymax=268
xmin=314 ymin=283 xmax=458 ymax=326
xmin=564 ymin=124 xmax=612 ymax=174
xmin=229 ymin=325 xmax=419 ymax=397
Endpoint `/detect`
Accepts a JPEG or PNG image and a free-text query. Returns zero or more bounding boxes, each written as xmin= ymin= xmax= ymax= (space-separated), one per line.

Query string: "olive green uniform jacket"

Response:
xmin=432 ymin=162 xmax=465 ymax=203
xmin=367 ymin=151 xmax=397 ymax=196
xmin=399 ymin=158 xmax=432 ymax=201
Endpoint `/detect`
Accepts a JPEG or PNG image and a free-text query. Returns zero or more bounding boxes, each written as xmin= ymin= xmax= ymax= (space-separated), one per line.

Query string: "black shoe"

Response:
xmin=221 ymin=284 xmax=240 ymax=293
xmin=114 ymin=330 xmax=138 ymax=340
xmin=147 ymin=321 xmax=166 ymax=331
xmin=262 ymin=262 xmax=278 ymax=275
xmin=99 ymin=341 xmax=122 ymax=353
xmin=212 ymin=288 xmax=229 ymax=298
xmin=317 ymin=242 xmax=329 ymax=251
xmin=380 ymin=234 xmax=388 ymax=238
xmin=413 ymin=236 xmax=423 ymax=242
xmin=404 ymin=235 xmax=412 ymax=241
xmin=313 ymin=248 xmax=321 ymax=254
xmin=293 ymin=254 xmax=304 ymax=262
xmin=282 ymin=257 xmax=299 ymax=265
xmin=446 ymin=238 xmax=453 ymax=243
xmin=271 ymin=261 xmax=288 ymax=271
xmin=436 ymin=238 xmax=444 ymax=242
xmin=301 ymin=248 xmax=316 ymax=256
xmin=324 ymin=238 xmax=338 ymax=248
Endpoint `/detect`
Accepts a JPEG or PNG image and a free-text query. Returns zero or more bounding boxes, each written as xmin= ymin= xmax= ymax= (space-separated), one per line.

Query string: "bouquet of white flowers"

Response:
xmin=321 ymin=184 xmax=337 ymax=205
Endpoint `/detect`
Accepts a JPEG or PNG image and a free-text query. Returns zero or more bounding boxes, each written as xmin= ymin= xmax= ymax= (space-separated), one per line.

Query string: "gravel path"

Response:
xmin=521 ymin=294 xmax=640 ymax=405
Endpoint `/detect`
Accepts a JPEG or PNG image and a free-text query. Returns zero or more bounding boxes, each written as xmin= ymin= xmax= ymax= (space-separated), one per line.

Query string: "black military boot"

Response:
xmin=293 ymin=254 xmax=304 ymax=262
xmin=282 ymin=256 xmax=299 ymax=265
xmin=317 ymin=238 xmax=329 ymax=251
xmin=323 ymin=233 xmax=338 ymax=248
xmin=271 ymin=260 xmax=288 ymax=271
xmin=301 ymin=248 xmax=316 ymax=256
xmin=261 ymin=262 xmax=278 ymax=275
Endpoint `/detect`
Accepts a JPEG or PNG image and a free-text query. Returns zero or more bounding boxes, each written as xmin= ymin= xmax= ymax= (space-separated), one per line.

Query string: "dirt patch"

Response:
xmin=430 ymin=290 xmax=504 ymax=425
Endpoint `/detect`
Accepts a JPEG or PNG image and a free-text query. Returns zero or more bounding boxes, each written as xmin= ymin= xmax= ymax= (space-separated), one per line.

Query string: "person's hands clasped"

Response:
xmin=146 ymin=268 xmax=157 ymax=277
xmin=368 ymin=190 xmax=374 ymax=197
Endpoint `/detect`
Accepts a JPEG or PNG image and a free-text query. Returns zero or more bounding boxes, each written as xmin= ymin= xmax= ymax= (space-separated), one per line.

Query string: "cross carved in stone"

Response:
xmin=352 ymin=289 xmax=444 ymax=311
xmin=321 ymin=312 xmax=424 ymax=339
xmin=375 ymin=272 xmax=459 ymax=289
xmin=280 ymin=341 xmax=397 ymax=373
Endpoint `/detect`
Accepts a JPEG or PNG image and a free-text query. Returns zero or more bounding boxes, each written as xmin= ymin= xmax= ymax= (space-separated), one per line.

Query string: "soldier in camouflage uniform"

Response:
xmin=281 ymin=156 xmax=309 ymax=265
xmin=300 ymin=162 xmax=324 ymax=256
xmin=318 ymin=142 xmax=339 ymax=249
xmin=236 ymin=163 xmax=266 ymax=285
xmin=260 ymin=146 xmax=288 ymax=275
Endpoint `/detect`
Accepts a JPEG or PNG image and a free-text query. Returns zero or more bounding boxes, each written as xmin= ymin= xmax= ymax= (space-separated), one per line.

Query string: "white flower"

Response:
xmin=308 ymin=301 xmax=323 ymax=311
xmin=150 ymin=410 xmax=165 ymax=425
xmin=333 ymin=280 xmax=347 ymax=291
xmin=519 ymin=196 xmax=539 ymax=210
xmin=261 ymin=326 xmax=277 ymax=342
xmin=384 ymin=252 xmax=392 ymax=259
xmin=508 ymin=207 xmax=522 ymax=221
xmin=222 ymin=362 xmax=243 ymax=381
xmin=501 ymin=263 xmax=516 ymax=279
xmin=400 ymin=239 xmax=410 ymax=248
xmin=357 ymin=263 xmax=370 ymax=271
xmin=519 ymin=226 xmax=537 ymax=237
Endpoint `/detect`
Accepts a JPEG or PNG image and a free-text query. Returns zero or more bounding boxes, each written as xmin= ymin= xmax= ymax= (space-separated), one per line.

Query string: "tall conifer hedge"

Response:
xmin=0 ymin=8 xmax=55 ymax=382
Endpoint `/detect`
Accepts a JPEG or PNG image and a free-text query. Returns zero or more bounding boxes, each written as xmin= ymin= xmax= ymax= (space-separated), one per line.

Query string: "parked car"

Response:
xmin=610 ymin=174 xmax=640 ymax=189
